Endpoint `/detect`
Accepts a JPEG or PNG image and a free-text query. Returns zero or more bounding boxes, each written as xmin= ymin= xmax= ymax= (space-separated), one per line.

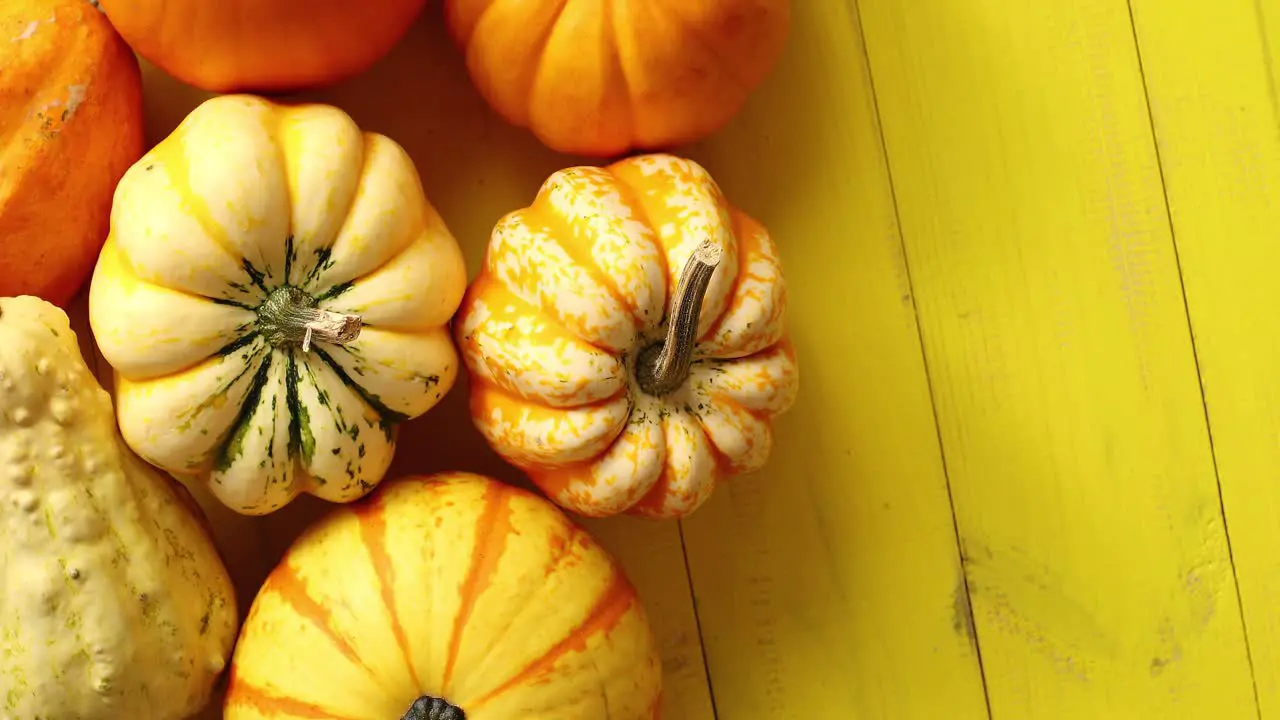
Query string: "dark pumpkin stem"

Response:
xmin=256 ymin=285 xmax=362 ymax=352
xmin=401 ymin=696 xmax=466 ymax=720
xmin=636 ymin=239 xmax=723 ymax=396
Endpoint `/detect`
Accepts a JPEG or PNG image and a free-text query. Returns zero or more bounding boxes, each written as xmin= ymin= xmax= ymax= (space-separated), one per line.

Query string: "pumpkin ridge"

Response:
xmin=298 ymin=132 xmax=426 ymax=297
xmin=464 ymin=273 xmax=617 ymax=378
xmin=440 ymin=481 xmax=518 ymax=694
xmin=606 ymin=157 xmax=741 ymax=336
xmin=213 ymin=326 xmax=264 ymax=360
xmin=624 ymin=408 xmax=720 ymax=517
xmin=531 ymin=195 xmax=644 ymax=332
xmin=466 ymin=564 xmax=637 ymax=710
xmin=603 ymin=0 xmax=638 ymax=149
xmin=605 ymin=165 xmax=670 ymax=287
xmin=224 ymin=672 xmax=360 ymax=720
xmin=310 ymin=344 xmax=407 ymax=428
xmin=355 ymin=493 xmax=423 ymax=690
xmin=678 ymin=407 xmax=736 ymax=476
xmin=265 ymin=561 xmax=382 ymax=684
xmin=274 ymin=107 xmax=366 ymax=290
xmin=694 ymin=206 xmax=752 ymax=346
xmin=647 ymin=0 xmax=751 ymax=93
xmin=520 ymin=0 xmax=572 ymax=129
xmin=148 ymin=136 xmax=268 ymax=301
xmin=284 ymin=351 xmax=317 ymax=465
xmin=456 ymin=516 xmax=589 ymax=689
xmin=172 ymin=341 xmax=267 ymax=435
xmin=456 ymin=275 xmax=627 ymax=408
xmin=214 ymin=350 xmax=276 ymax=473
xmin=477 ymin=377 xmax=631 ymax=416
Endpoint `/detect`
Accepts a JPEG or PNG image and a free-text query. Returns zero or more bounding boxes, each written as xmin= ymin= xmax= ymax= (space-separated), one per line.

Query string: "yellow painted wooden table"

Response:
xmin=62 ymin=0 xmax=1279 ymax=718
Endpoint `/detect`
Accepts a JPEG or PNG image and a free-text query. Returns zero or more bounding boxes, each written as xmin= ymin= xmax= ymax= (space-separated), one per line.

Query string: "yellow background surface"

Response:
xmin=61 ymin=0 xmax=1279 ymax=718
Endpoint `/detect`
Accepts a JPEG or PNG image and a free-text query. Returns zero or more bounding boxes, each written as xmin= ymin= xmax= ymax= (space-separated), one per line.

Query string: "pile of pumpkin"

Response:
xmin=0 ymin=0 xmax=798 ymax=717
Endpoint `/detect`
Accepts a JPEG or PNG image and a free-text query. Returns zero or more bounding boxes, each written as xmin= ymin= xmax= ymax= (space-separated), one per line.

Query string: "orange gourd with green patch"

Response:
xmin=0 ymin=0 xmax=144 ymax=306
xmin=444 ymin=0 xmax=790 ymax=156
xmin=222 ymin=472 xmax=663 ymax=719
xmin=455 ymin=154 xmax=799 ymax=520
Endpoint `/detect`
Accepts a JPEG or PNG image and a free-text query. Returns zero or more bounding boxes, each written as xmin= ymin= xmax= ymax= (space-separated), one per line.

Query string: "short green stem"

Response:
xmin=256 ymin=285 xmax=362 ymax=351
xmin=636 ymin=239 xmax=723 ymax=396
xmin=401 ymin=696 xmax=465 ymax=720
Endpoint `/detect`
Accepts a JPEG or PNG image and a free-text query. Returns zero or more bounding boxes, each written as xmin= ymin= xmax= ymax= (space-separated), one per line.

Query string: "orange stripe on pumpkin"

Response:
xmin=468 ymin=565 xmax=638 ymax=709
xmin=440 ymin=481 xmax=518 ymax=692
xmin=226 ymin=670 xmax=359 ymax=720
xmin=357 ymin=493 xmax=423 ymax=689
xmin=267 ymin=561 xmax=377 ymax=681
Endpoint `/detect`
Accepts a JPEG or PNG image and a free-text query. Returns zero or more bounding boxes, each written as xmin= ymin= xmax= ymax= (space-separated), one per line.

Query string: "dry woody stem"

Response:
xmin=637 ymin=239 xmax=723 ymax=396
xmin=256 ymin=285 xmax=362 ymax=351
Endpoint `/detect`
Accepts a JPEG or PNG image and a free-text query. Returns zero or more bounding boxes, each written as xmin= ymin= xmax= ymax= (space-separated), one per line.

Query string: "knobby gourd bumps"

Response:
xmin=0 ymin=296 xmax=237 ymax=720
xmin=88 ymin=94 xmax=468 ymax=516
xmin=223 ymin=472 xmax=663 ymax=720
xmin=456 ymin=154 xmax=799 ymax=520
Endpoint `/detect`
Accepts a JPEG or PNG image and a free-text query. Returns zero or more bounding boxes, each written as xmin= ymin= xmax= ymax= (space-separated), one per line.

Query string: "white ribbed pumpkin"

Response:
xmin=88 ymin=94 xmax=467 ymax=516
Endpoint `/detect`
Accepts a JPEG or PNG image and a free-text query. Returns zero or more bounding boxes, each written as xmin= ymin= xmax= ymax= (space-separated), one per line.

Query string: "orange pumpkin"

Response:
xmin=0 ymin=0 xmax=144 ymax=306
xmin=223 ymin=472 xmax=663 ymax=719
xmin=444 ymin=0 xmax=791 ymax=157
xmin=454 ymin=154 xmax=799 ymax=519
xmin=96 ymin=0 xmax=425 ymax=93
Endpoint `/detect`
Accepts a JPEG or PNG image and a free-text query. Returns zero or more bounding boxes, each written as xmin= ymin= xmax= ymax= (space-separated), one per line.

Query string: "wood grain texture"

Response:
xmin=857 ymin=0 xmax=1259 ymax=717
xmin=60 ymin=9 xmax=715 ymax=719
xmin=678 ymin=2 xmax=991 ymax=718
xmin=1129 ymin=0 xmax=1280 ymax=714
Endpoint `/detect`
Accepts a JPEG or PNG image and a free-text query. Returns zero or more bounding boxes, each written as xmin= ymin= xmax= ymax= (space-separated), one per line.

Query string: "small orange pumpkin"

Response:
xmin=223 ymin=472 xmax=663 ymax=719
xmin=96 ymin=0 xmax=425 ymax=93
xmin=444 ymin=0 xmax=791 ymax=157
xmin=455 ymin=154 xmax=799 ymax=519
xmin=0 ymin=0 xmax=144 ymax=306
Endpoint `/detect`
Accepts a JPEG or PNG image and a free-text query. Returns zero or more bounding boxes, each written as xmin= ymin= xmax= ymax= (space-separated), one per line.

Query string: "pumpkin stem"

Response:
xmin=256 ymin=285 xmax=362 ymax=352
xmin=401 ymin=696 xmax=466 ymax=720
xmin=636 ymin=239 xmax=723 ymax=396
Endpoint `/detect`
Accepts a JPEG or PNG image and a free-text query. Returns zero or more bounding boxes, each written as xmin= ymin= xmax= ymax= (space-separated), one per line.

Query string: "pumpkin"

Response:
xmin=0 ymin=295 xmax=237 ymax=719
xmin=222 ymin=471 xmax=663 ymax=719
xmin=88 ymin=94 xmax=468 ymax=517
xmin=444 ymin=0 xmax=791 ymax=157
xmin=454 ymin=154 xmax=798 ymax=520
xmin=0 ymin=0 xmax=144 ymax=306
xmin=95 ymin=0 xmax=425 ymax=93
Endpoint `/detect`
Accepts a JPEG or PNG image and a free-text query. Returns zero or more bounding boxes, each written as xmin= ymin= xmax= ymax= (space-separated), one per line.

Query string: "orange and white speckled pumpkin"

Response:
xmin=455 ymin=154 xmax=799 ymax=520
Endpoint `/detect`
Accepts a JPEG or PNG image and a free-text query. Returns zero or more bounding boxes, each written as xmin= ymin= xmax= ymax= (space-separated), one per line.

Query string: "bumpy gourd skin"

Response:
xmin=0 ymin=295 xmax=238 ymax=719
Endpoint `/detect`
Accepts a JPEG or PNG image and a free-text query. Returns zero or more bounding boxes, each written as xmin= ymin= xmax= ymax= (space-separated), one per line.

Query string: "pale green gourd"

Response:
xmin=0 ymin=295 xmax=237 ymax=719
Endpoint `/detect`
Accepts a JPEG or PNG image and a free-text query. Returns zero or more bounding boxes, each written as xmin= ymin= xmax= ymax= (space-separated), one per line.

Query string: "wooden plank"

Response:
xmin=856 ymin=0 xmax=1259 ymax=716
xmin=61 ymin=9 xmax=717 ymax=719
xmin=1129 ymin=0 xmax=1279 ymax=714
xmin=678 ymin=2 xmax=992 ymax=718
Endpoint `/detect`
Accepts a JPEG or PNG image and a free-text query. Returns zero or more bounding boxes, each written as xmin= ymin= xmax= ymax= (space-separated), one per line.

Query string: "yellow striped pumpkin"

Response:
xmin=223 ymin=472 xmax=663 ymax=719
xmin=88 ymin=94 xmax=467 ymax=517
xmin=455 ymin=153 xmax=799 ymax=520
